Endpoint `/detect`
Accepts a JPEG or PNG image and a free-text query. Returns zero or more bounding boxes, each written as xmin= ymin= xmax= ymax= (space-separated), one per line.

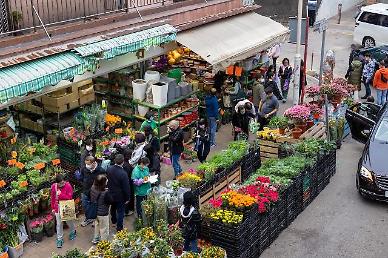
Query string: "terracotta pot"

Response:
xmin=0 ymin=251 xmax=8 ymax=258
xmin=306 ymin=120 xmax=314 ymax=129
xmin=279 ymin=128 xmax=286 ymax=135
xmin=292 ymin=128 xmax=303 ymax=139
xmin=173 ymin=248 xmax=183 ymax=256
xmin=296 ymin=123 xmax=307 ymax=133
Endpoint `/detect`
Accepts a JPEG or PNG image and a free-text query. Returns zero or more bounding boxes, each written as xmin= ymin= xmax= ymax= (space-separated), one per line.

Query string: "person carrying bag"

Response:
xmin=50 ymin=174 xmax=76 ymax=248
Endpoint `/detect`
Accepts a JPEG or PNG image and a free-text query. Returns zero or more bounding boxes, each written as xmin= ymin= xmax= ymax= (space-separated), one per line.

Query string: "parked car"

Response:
xmin=345 ymin=102 xmax=388 ymax=201
xmin=354 ymin=3 xmax=388 ymax=48
xmin=355 ymin=45 xmax=388 ymax=63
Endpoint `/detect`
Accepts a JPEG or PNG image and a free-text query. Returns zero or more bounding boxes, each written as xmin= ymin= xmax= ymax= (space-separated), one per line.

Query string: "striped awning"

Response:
xmin=74 ymin=24 xmax=177 ymax=59
xmin=0 ymin=52 xmax=89 ymax=104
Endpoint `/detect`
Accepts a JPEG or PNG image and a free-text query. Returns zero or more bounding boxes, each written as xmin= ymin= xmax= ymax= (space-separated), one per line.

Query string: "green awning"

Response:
xmin=74 ymin=24 xmax=177 ymax=59
xmin=0 ymin=52 xmax=90 ymax=104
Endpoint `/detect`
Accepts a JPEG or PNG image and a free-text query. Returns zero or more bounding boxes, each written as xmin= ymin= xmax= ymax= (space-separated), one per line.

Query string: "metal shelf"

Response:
xmin=133 ymin=91 xmax=199 ymax=110
xmin=134 ymin=105 xmax=198 ymax=125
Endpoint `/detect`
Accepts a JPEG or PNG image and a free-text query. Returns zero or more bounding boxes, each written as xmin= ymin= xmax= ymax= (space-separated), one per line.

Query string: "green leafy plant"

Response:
xmin=268 ymin=116 xmax=289 ymax=129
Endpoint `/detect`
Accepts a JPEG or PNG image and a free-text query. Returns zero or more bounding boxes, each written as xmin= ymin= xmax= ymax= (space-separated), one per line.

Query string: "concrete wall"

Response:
xmin=255 ymin=0 xmax=308 ymax=24
xmin=316 ymin=0 xmax=364 ymax=21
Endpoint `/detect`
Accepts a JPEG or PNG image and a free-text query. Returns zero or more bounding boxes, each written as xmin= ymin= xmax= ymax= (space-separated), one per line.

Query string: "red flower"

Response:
xmin=256 ymin=176 xmax=271 ymax=184
xmin=209 ymin=197 xmax=222 ymax=208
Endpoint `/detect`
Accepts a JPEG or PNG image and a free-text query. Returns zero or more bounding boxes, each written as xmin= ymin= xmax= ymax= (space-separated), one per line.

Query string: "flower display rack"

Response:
xmin=205 ymin=150 xmax=337 ymax=258
xmin=241 ymin=148 xmax=261 ymax=182
xmin=57 ymin=137 xmax=81 ymax=168
xmin=257 ymin=140 xmax=280 ymax=162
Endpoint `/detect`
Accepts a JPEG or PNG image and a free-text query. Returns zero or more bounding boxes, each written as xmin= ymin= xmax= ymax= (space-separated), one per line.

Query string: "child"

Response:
xmin=50 ymin=174 xmax=76 ymax=248
xmin=132 ymin=157 xmax=151 ymax=217
xmin=90 ymin=174 xmax=112 ymax=244
xmin=194 ymin=119 xmax=211 ymax=163
xmin=180 ymin=191 xmax=201 ymax=253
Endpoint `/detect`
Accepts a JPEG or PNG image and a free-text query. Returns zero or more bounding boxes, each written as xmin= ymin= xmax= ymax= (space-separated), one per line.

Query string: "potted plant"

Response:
xmin=42 ymin=214 xmax=55 ymax=237
xmin=167 ymin=224 xmax=184 ymax=256
xmin=268 ymin=116 xmax=289 ymax=135
xmin=39 ymin=189 xmax=50 ymax=212
xmin=29 ymin=219 xmax=44 ymax=242
xmin=5 ymin=227 xmax=22 ymax=258
xmin=284 ymin=105 xmax=310 ymax=132
xmin=0 ymin=219 xmax=10 ymax=258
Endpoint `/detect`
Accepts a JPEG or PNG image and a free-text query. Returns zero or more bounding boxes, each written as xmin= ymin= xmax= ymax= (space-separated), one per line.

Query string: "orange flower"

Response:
xmin=11 ymin=151 xmax=17 ymax=159
xmin=19 ymin=181 xmax=28 ymax=188
xmin=0 ymin=180 xmax=6 ymax=188
xmin=221 ymin=190 xmax=255 ymax=209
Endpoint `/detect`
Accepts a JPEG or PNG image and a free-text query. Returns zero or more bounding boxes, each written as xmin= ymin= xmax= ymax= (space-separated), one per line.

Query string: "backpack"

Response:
xmin=182 ymin=216 xmax=197 ymax=240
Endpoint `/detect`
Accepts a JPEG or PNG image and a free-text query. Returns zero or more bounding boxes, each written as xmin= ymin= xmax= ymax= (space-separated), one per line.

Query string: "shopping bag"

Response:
xmin=59 ymin=200 xmax=76 ymax=221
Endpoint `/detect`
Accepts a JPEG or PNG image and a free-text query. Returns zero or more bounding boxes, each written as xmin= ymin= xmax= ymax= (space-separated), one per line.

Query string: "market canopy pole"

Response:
xmin=292 ymin=0 xmax=303 ymax=105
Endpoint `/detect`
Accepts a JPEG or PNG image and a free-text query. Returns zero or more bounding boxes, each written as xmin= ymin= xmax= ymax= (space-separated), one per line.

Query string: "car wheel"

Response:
xmin=362 ymin=37 xmax=375 ymax=48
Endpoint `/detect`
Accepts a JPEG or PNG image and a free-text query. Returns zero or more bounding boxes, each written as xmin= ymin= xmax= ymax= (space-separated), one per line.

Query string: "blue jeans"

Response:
xmin=171 ymin=154 xmax=182 ymax=177
xmin=376 ymin=89 xmax=388 ymax=105
xmin=183 ymin=238 xmax=198 ymax=253
xmin=135 ymin=195 xmax=147 ymax=218
xmin=363 ymin=79 xmax=371 ymax=97
xmin=110 ymin=201 xmax=125 ymax=231
xmin=208 ymin=117 xmax=217 ymax=146
xmin=81 ymin=193 xmax=90 ymax=219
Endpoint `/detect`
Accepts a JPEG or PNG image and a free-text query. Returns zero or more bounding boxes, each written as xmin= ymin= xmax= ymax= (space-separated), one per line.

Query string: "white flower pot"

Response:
xmin=132 ymin=79 xmax=147 ymax=101
xmin=152 ymin=82 xmax=168 ymax=107
xmin=144 ymin=70 xmax=160 ymax=83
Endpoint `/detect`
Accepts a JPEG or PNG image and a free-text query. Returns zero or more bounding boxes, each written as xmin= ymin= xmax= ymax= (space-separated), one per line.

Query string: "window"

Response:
xmin=381 ymin=15 xmax=388 ymax=27
xmin=359 ymin=11 xmax=382 ymax=26
xmin=374 ymin=118 xmax=388 ymax=142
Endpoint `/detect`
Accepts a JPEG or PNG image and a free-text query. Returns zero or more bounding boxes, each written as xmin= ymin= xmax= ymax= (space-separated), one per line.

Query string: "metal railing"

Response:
xmin=1 ymin=0 xmax=165 ymax=36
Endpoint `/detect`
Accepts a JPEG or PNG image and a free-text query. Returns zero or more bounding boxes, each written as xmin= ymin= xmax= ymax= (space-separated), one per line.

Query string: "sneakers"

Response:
xmin=92 ymin=237 xmax=100 ymax=245
xmin=56 ymin=239 xmax=63 ymax=248
xmin=69 ymin=230 xmax=77 ymax=241
xmin=211 ymin=144 xmax=217 ymax=148
xmin=81 ymin=219 xmax=94 ymax=227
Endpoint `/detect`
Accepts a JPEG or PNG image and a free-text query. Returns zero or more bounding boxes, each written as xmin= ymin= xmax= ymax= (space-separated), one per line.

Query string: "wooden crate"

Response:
xmin=300 ymin=122 xmax=326 ymax=140
xmin=258 ymin=139 xmax=280 ymax=162
xmin=199 ymin=166 xmax=241 ymax=208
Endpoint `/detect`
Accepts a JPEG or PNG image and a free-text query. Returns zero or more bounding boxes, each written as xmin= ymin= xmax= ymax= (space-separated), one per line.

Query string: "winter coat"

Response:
xmin=362 ymin=59 xmax=377 ymax=83
xmin=347 ymin=60 xmax=363 ymax=90
xmin=169 ymin=128 xmax=184 ymax=155
xmin=180 ymin=205 xmax=201 ymax=240
xmin=205 ymin=95 xmax=219 ymax=118
xmin=373 ymin=68 xmax=388 ymax=90
xmin=129 ymin=143 xmax=146 ymax=166
xmin=265 ymin=80 xmax=283 ymax=101
xmin=194 ymin=127 xmax=210 ymax=158
xmin=50 ymin=182 xmax=73 ymax=213
xmin=278 ymin=65 xmax=293 ymax=91
xmin=90 ymin=186 xmax=112 ymax=216
xmin=80 ymin=165 xmax=106 ymax=195
xmin=232 ymin=112 xmax=250 ymax=136
xmin=107 ymin=164 xmax=130 ymax=203
xmin=131 ymin=165 xmax=151 ymax=196
xmin=80 ymin=149 xmax=94 ymax=169
xmin=144 ymin=135 xmax=160 ymax=173
xmin=252 ymin=80 xmax=265 ymax=107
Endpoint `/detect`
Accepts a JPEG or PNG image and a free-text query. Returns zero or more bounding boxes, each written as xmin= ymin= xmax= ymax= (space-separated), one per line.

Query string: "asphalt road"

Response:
xmin=262 ymin=138 xmax=388 ymax=258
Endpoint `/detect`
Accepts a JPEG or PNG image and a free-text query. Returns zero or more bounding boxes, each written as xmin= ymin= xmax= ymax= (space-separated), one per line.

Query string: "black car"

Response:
xmin=355 ymin=45 xmax=388 ymax=63
xmin=345 ymin=102 xmax=388 ymax=201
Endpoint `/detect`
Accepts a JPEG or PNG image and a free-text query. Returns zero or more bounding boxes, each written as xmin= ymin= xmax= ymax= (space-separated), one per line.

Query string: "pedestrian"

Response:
xmin=268 ymin=43 xmax=281 ymax=72
xmin=346 ymin=56 xmax=363 ymax=101
xmin=205 ymin=88 xmax=219 ymax=147
xmin=307 ymin=0 xmax=317 ymax=27
xmin=372 ymin=59 xmax=388 ymax=105
xmin=349 ymin=44 xmax=361 ymax=66
xmin=168 ymin=120 xmax=184 ymax=178
xmin=50 ymin=174 xmax=76 ymax=248
xmin=299 ymin=59 xmax=307 ymax=102
xmin=179 ymin=191 xmax=201 ymax=253
xmin=132 ymin=157 xmax=152 ymax=217
xmin=225 ymin=78 xmax=245 ymax=106
xmin=194 ymin=119 xmax=211 ymax=163
xmin=278 ymin=58 xmax=293 ymax=103
xmin=80 ymin=139 xmax=95 ymax=169
xmin=107 ymin=154 xmax=130 ymax=232
xmin=129 ymin=133 xmax=147 ymax=167
xmin=140 ymin=111 xmax=158 ymax=135
xmin=258 ymin=87 xmax=279 ymax=130
xmin=232 ymin=105 xmax=250 ymax=140
xmin=252 ymin=74 xmax=265 ymax=113
xmin=361 ymin=53 xmax=377 ymax=99
xmin=123 ymin=148 xmax=135 ymax=216
xmin=264 ymin=65 xmax=275 ymax=84
xmin=265 ymin=72 xmax=283 ymax=102
xmin=90 ymin=174 xmax=112 ymax=244
xmin=80 ymin=156 xmax=106 ymax=227
xmin=143 ymin=125 xmax=161 ymax=184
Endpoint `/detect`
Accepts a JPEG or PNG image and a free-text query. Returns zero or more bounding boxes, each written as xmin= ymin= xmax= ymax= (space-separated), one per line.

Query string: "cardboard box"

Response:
xmin=78 ymin=84 xmax=94 ymax=97
xmin=16 ymin=100 xmax=43 ymax=115
xmin=79 ymin=93 xmax=96 ymax=106
xmin=19 ymin=114 xmax=44 ymax=133
xmin=44 ymin=100 xmax=79 ymax=114
xmin=42 ymin=92 xmax=79 ymax=108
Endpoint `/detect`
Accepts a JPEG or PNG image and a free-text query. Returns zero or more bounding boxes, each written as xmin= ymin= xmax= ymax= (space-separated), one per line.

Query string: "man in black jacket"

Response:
xmin=168 ymin=120 xmax=184 ymax=178
xmin=144 ymin=125 xmax=161 ymax=185
xmin=107 ymin=154 xmax=130 ymax=232
xmin=80 ymin=156 xmax=105 ymax=227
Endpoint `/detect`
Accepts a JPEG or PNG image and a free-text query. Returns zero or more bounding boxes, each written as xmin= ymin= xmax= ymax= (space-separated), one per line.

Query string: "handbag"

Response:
xmin=56 ymin=184 xmax=76 ymax=222
xmin=85 ymin=193 xmax=101 ymax=220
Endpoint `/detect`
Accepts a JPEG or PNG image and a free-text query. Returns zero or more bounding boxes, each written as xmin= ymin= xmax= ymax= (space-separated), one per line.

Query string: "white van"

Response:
xmin=354 ymin=3 xmax=388 ymax=48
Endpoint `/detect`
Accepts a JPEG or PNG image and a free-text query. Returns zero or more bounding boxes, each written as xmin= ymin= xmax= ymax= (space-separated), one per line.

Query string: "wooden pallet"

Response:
xmin=257 ymin=139 xmax=280 ymax=162
xmin=199 ymin=166 xmax=241 ymax=209
xmin=300 ymin=122 xmax=327 ymax=140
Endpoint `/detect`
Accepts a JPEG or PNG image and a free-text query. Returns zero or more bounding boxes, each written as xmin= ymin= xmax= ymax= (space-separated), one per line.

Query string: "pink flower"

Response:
xmin=209 ymin=197 xmax=222 ymax=208
xmin=284 ymin=105 xmax=311 ymax=122
xmin=305 ymin=85 xmax=321 ymax=97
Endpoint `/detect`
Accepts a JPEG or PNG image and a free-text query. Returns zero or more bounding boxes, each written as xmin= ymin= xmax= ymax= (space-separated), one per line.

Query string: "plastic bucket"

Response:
xmin=152 ymin=82 xmax=168 ymax=107
xmin=132 ymin=79 xmax=147 ymax=101
xmin=167 ymin=68 xmax=182 ymax=83
xmin=144 ymin=70 xmax=160 ymax=83
xmin=138 ymin=106 xmax=149 ymax=117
